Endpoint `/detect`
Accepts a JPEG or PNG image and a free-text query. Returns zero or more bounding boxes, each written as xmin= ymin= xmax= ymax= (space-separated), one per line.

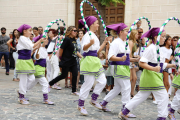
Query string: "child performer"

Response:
xmin=168 ymin=51 xmax=180 ymax=119
xmin=120 ymin=27 xmax=176 ymax=120
xmin=99 ymin=23 xmax=138 ymax=118
xmin=16 ymin=24 xmax=43 ymax=105
xmin=27 ymin=36 xmax=54 ymax=105
xmin=77 ymin=16 xmax=109 ymax=115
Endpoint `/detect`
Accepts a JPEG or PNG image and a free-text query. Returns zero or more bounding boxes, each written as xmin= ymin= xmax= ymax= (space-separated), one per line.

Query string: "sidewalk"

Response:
xmin=0 ymin=68 xmax=180 ymax=120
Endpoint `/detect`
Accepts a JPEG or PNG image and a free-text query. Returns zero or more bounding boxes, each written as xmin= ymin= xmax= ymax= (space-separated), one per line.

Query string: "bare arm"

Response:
xmin=165 ymin=55 xmax=174 ymax=63
xmin=109 ymin=55 xmax=126 ymax=62
xmin=7 ymin=39 xmax=15 ymax=50
xmin=97 ymin=42 xmax=106 ymax=55
xmin=166 ymin=63 xmax=176 ymax=68
xmin=77 ymin=51 xmax=83 ymax=58
xmin=97 ymin=37 xmax=110 ymax=54
xmin=129 ymin=41 xmax=139 ymax=62
xmin=83 ymin=38 xmax=94 ymax=51
xmin=139 ymin=62 xmax=160 ymax=72
xmin=33 ymin=38 xmax=43 ymax=49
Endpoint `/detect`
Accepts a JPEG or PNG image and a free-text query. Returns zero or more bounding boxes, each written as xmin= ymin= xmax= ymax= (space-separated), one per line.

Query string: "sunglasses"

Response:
xmin=72 ymin=30 xmax=77 ymax=32
xmin=139 ymin=32 xmax=143 ymax=34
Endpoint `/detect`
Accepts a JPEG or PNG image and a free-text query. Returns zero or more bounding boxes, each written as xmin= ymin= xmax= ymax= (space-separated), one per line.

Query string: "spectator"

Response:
xmin=0 ymin=27 xmax=10 ymax=75
xmin=49 ymin=26 xmax=82 ymax=95
xmin=9 ymin=32 xmax=13 ymax=39
xmin=33 ymin=27 xmax=39 ymax=37
xmin=46 ymin=29 xmax=62 ymax=90
xmin=160 ymin=35 xmax=174 ymax=106
xmin=9 ymin=31 xmax=15 ymax=70
xmin=38 ymin=26 xmax=43 ymax=35
xmin=129 ymin=29 xmax=139 ymax=98
xmin=7 ymin=29 xmax=20 ymax=81
xmin=135 ymin=28 xmax=144 ymax=92
xmin=30 ymin=33 xmax=34 ymax=41
xmin=133 ymin=20 xmax=142 ymax=30
xmin=76 ymin=29 xmax=85 ymax=86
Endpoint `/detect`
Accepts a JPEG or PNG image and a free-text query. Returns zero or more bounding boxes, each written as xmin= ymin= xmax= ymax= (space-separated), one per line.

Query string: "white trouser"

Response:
xmin=46 ymin=57 xmax=51 ymax=82
xmin=79 ymin=73 xmax=106 ymax=100
xmin=27 ymin=77 xmax=49 ymax=94
xmin=19 ymin=74 xmax=35 ymax=95
xmin=125 ymin=89 xmax=168 ymax=118
xmin=171 ymin=89 xmax=180 ymax=111
xmin=50 ymin=55 xmax=60 ymax=81
xmin=104 ymin=78 xmax=131 ymax=105
xmin=13 ymin=52 xmax=18 ymax=79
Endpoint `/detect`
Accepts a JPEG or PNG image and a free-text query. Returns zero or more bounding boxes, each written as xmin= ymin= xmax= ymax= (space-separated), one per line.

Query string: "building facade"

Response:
xmin=0 ymin=0 xmax=180 ymax=37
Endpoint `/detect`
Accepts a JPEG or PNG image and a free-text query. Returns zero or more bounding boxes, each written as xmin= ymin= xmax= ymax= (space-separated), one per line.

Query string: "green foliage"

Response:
xmin=97 ymin=0 xmax=125 ymax=6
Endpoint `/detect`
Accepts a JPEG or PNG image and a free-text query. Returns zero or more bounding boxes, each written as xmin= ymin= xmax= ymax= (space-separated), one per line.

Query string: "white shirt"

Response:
xmin=160 ymin=47 xmax=172 ymax=60
xmin=140 ymin=44 xmax=167 ymax=69
xmin=108 ymin=37 xmax=130 ymax=60
xmin=17 ymin=36 xmax=34 ymax=51
xmin=34 ymin=47 xmax=48 ymax=60
xmin=82 ymin=31 xmax=100 ymax=52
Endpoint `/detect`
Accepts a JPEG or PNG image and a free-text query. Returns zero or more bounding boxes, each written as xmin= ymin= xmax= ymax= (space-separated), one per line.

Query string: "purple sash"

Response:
xmin=110 ymin=53 xmax=130 ymax=65
xmin=148 ymin=62 xmax=163 ymax=73
xmin=18 ymin=50 xmax=31 ymax=60
xmin=83 ymin=50 xmax=97 ymax=57
xmin=34 ymin=59 xmax=46 ymax=67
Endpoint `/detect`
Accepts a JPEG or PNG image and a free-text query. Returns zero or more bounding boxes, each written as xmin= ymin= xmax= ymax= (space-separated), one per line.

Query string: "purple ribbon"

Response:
xmin=83 ymin=50 xmax=97 ymax=57
xmin=34 ymin=59 xmax=46 ymax=67
xmin=148 ymin=62 xmax=163 ymax=73
xmin=110 ymin=53 xmax=130 ymax=65
xmin=18 ymin=50 xmax=31 ymax=60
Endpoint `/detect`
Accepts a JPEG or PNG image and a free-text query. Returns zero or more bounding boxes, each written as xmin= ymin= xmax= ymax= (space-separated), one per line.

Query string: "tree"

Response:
xmin=95 ymin=0 xmax=125 ymax=44
xmin=96 ymin=0 xmax=125 ymax=6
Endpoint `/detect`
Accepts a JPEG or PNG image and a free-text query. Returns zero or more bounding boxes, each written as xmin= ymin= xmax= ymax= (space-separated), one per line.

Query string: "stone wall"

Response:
xmin=125 ymin=0 xmax=180 ymax=37
xmin=0 ymin=0 xmax=75 ymax=35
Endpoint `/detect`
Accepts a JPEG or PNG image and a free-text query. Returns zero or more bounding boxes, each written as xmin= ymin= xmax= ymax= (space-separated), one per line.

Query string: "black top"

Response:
xmin=11 ymin=38 xmax=17 ymax=52
xmin=169 ymin=46 xmax=174 ymax=63
xmin=59 ymin=37 xmax=78 ymax=67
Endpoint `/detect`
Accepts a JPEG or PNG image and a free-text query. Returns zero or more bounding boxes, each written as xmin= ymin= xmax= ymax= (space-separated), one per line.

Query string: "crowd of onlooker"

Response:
xmin=0 ymin=20 xmax=180 ymax=101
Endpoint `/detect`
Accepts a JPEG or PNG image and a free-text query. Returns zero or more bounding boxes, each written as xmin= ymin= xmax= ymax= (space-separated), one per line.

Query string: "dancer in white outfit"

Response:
xmin=120 ymin=27 xmax=176 ymax=120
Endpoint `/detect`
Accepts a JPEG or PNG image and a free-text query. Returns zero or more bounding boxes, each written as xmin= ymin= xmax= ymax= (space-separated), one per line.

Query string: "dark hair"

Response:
xmin=48 ymin=29 xmax=58 ymax=36
xmin=38 ymin=26 xmax=43 ymax=29
xmin=173 ymin=36 xmax=179 ymax=40
xmin=56 ymin=27 xmax=64 ymax=36
xmin=78 ymin=29 xmax=85 ymax=35
xmin=78 ymin=23 xmax=86 ymax=33
xmin=12 ymin=29 xmax=20 ymax=38
xmin=60 ymin=26 xmax=64 ymax=35
xmin=162 ymin=35 xmax=171 ymax=46
xmin=33 ymin=27 xmax=38 ymax=31
xmin=1 ymin=27 xmax=6 ymax=31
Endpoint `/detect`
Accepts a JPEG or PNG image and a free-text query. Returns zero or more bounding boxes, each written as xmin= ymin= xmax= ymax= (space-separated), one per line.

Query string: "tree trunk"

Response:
xmin=98 ymin=3 xmax=106 ymax=45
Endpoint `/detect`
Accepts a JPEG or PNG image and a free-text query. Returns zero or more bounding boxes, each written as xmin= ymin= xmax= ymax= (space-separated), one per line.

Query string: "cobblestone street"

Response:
xmin=0 ymin=69 xmax=180 ymax=120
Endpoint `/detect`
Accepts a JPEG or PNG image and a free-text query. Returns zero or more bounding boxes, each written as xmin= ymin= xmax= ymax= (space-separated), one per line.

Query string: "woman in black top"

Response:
xmin=7 ymin=29 xmax=20 ymax=82
xmin=49 ymin=26 xmax=82 ymax=95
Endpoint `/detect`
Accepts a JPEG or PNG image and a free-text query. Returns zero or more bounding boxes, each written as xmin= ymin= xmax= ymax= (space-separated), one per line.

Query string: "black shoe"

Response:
xmin=90 ymin=88 xmax=93 ymax=92
xmin=6 ymin=72 xmax=9 ymax=75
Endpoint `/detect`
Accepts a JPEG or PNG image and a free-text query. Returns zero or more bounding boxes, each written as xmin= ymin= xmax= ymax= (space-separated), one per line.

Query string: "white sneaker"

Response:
xmin=71 ymin=92 xmax=79 ymax=96
xmin=153 ymin=100 xmax=158 ymax=105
